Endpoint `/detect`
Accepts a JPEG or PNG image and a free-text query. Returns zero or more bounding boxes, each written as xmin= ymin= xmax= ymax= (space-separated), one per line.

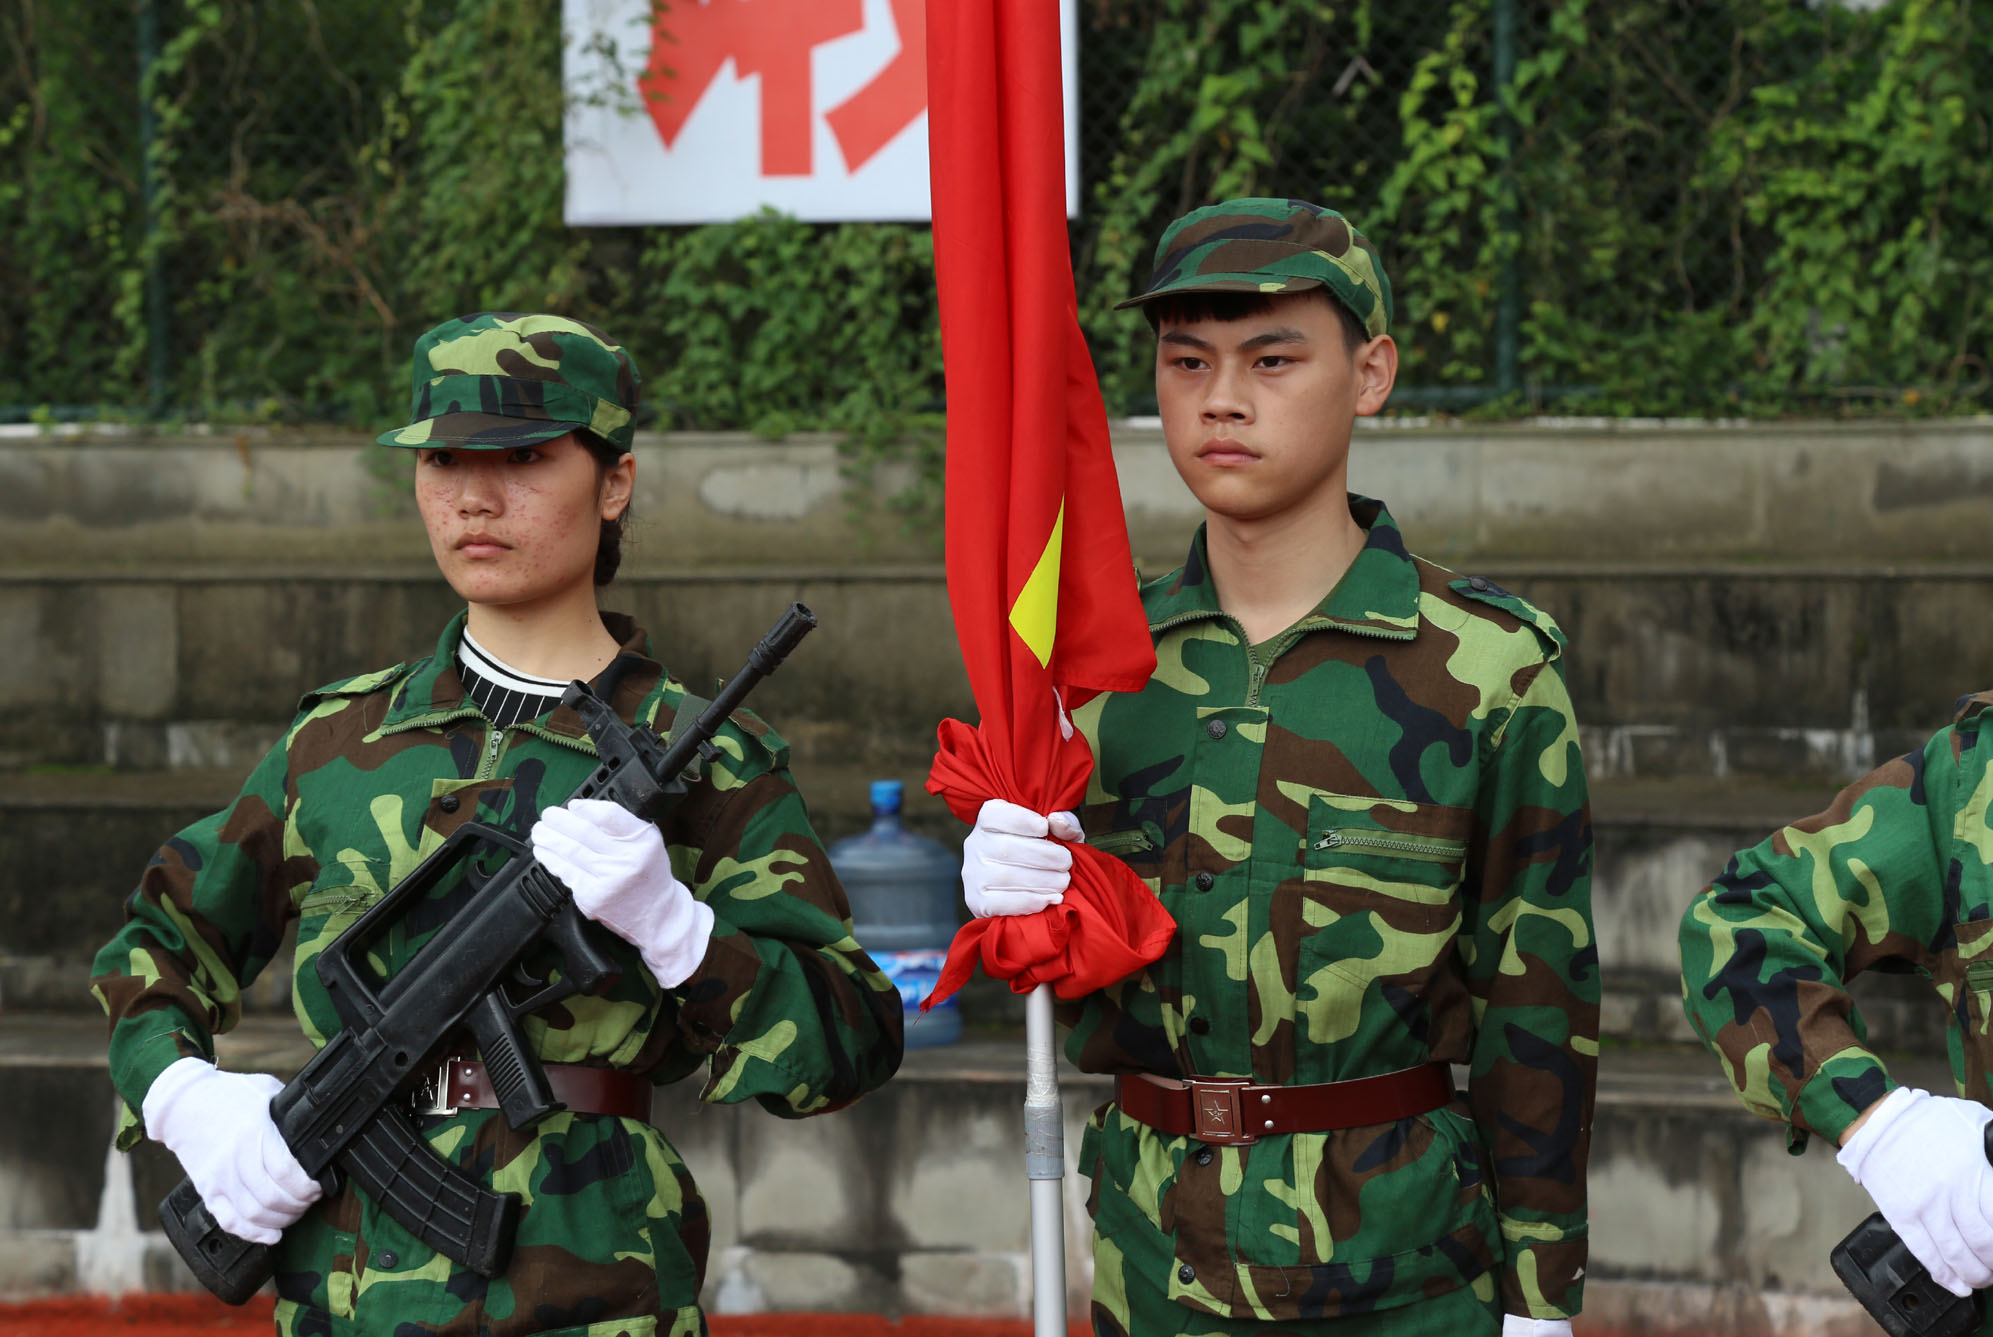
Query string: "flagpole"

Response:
xmin=1023 ymin=980 xmax=1066 ymax=1337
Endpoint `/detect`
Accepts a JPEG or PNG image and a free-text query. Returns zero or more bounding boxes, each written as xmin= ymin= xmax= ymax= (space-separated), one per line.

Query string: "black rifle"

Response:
xmin=159 ymin=603 xmax=817 ymax=1304
xmin=1832 ymin=1123 xmax=1993 ymax=1337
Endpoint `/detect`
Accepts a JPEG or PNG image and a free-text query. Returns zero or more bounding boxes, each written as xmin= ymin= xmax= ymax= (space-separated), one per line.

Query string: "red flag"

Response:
xmin=921 ymin=0 xmax=1173 ymax=1007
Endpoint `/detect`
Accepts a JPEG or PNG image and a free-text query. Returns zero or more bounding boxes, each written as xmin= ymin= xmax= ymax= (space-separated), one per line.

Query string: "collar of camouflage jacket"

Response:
xmin=379 ymin=609 xmax=669 ymax=742
xmin=1142 ymin=493 xmax=1421 ymax=643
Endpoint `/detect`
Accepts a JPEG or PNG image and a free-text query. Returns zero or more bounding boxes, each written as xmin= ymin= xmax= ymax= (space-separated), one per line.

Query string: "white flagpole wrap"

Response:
xmin=1024 ymin=980 xmax=1066 ymax=1337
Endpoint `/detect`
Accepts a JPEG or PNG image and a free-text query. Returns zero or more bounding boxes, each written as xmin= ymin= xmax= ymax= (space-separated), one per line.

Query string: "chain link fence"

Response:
xmin=4 ymin=0 xmax=1988 ymax=425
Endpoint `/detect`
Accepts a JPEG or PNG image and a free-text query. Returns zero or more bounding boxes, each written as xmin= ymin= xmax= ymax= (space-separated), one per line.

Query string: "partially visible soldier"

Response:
xmin=91 ymin=312 xmax=904 ymax=1336
xmin=1680 ymin=697 xmax=1993 ymax=1309
xmin=963 ymin=199 xmax=1598 ymax=1336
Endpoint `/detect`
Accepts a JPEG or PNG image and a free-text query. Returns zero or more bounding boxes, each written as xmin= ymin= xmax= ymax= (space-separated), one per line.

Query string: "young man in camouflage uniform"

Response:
xmin=963 ymin=200 xmax=1597 ymax=1336
xmin=1680 ymin=698 xmax=1993 ymax=1309
xmin=92 ymin=312 xmax=903 ymax=1336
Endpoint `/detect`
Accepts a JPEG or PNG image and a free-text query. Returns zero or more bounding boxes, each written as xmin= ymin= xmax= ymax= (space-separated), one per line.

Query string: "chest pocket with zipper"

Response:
xmin=1301 ymin=793 xmax=1468 ymax=904
xmin=1076 ymin=797 xmax=1169 ymax=893
xmin=1293 ymin=792 xmax=1470 ymax=1032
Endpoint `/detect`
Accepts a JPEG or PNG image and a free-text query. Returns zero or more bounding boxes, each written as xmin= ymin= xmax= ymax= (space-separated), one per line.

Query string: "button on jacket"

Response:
xmin=91 ymin=611 xmax=903 ymax=1335
xmin=1063 ymin=498 xmax=1598 ymax=1325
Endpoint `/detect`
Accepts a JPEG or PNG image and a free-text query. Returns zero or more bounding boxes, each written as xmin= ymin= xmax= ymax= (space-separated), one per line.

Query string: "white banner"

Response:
xmin=563 ymin=0 xmax=1079 ymax=226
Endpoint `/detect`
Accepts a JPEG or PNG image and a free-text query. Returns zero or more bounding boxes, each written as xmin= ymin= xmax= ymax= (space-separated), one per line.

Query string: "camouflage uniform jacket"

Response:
xmin=1063 ymin=498 xmax=1597 ymax=1324
xmin=91 ymin=611 xmax=902 ymax=1336
xmin=1679 ymin=691 xmax=1993 ymax=1152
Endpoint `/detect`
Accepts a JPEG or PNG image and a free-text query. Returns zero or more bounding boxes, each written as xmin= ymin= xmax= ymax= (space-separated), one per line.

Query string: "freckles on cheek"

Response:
xmin=513 ymin=519 xmax=550 ymax=577
xmin=416 ymin=490 xmax=453 ymax=555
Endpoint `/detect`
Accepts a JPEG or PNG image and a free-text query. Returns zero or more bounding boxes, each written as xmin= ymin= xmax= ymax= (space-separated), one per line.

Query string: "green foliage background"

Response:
xmin=3 ymin=0 xmax=1989 ymax=435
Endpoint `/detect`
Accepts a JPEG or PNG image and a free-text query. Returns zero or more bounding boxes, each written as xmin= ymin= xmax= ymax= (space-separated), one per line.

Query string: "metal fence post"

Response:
xmin=138 ymin=0 xmax=170 ymax=415
xmin=1493 ymin=0 xmax=1520 ymax=399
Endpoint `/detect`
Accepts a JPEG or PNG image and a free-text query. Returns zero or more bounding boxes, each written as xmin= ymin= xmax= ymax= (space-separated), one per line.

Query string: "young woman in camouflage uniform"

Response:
xmin=91 ymin=312 xmax=903 ymax=1336
xmin=962 ymin=201 xmax=1597 ymax=1337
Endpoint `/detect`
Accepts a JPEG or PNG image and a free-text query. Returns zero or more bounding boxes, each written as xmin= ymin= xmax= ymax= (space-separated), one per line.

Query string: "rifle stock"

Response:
xmin=1831 ymin=1121 xmax=1993 ymax=1337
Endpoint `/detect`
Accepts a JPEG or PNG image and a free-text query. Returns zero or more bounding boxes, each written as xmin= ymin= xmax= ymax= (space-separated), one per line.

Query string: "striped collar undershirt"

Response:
xmin=456 ymin=629 xmax=568 ymax=730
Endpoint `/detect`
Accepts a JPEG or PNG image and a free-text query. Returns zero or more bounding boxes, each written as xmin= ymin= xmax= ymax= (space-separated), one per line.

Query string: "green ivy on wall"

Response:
xmin=2 ymin=0 xmax=1989 ymax=447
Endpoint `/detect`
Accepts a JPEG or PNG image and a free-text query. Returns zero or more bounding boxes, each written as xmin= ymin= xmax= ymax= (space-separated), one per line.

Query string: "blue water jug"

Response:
xmin=828 ymin=779 xmax=964 ymax=1048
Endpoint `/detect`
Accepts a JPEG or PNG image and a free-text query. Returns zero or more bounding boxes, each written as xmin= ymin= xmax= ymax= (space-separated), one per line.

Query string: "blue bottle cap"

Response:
xmin=869 ymin=779 xmax=904 ymax=814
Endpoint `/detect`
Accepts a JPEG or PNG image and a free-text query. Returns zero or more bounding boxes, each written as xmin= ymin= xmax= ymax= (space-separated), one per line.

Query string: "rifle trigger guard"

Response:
xmin=507 ymin=975 xmax=581 ymax=1017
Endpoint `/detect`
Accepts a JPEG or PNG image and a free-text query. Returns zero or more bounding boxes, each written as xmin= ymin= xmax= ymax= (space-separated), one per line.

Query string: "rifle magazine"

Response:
xmin=340 ymin=1106 xmax=520 ymax=1278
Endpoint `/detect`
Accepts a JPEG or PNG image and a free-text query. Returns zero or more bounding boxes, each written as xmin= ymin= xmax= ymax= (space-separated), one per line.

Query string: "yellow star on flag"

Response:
xmin=1008 ymin=502 xmax=1064 ymax=669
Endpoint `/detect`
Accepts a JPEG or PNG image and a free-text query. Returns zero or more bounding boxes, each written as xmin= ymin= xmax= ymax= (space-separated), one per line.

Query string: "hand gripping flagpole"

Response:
xmin=1024 ymin=982 xmax=1065 ymax=1337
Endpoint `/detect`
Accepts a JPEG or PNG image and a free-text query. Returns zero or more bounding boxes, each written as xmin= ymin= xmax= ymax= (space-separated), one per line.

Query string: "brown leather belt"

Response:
xmin=411 ymin=1054 xmax=654 ymax=1123
xmin=1114 ymin=1063 xmax=1454 ymax=1146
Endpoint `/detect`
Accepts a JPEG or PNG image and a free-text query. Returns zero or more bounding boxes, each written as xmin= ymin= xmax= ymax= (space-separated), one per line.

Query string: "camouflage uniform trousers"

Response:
xmin=1091 ymin=1258 xmax=1501 ymax=1337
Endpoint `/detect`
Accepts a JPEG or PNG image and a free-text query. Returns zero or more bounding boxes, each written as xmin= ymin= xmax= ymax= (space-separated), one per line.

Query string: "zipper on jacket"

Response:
xmin=1089 ymin=828 xmax=1156 ymax=856
xmin=382 ymin=705 xmax=484 ymax=736
xmin=1147 ymin=611 xmax=1225 ymax=638
xmin=511 ymin=719 xmax=600 ymax=757
xmin=472 ymin=710 xmax=618 ymax=778
xmin=1313 ymin=828 xmax=1467 ymax=863
xmin=1147 ymin=609 xmax=1409 ymax=645
xmin=1246 ymin=627 xmax=1314 ymax=707
xmin=1149 ymin=611 xmax=1407 ymax=710
xmin=475 ymin=727 xmax=509 ymax=781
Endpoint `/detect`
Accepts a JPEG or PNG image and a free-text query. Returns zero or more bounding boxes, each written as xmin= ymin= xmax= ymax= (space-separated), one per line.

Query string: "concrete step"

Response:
xmin=0 ymin=1011 xmax=1947 ymax=1332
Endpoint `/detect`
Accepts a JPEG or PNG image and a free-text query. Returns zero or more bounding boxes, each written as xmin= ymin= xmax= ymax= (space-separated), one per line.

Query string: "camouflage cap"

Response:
xmin=377 ymin=311 xmax=642 ymax=452
xmin=1115 ymin=197 xmax=1394 ymax=338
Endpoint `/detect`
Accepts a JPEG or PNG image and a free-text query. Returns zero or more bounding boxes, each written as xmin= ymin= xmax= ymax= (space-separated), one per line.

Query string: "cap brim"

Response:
xmin=1113 ymin=274 xmax=1326 ymax=311
xmin=375 ymin=413 xmax=588 ymax=450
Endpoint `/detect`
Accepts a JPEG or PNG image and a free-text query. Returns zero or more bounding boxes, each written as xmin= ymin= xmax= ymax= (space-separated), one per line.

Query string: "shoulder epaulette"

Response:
xmin=728 ymin=708 xmax=791 ymax=771
xmin=296 ymin=661 xmax=413 ymax=713
xmin=1447 ymin=574 xmax=1567 ymax=657
xmin=1951 ymin=690 xmax=1993 ymax=731
xmin=655 ymin=682 xmax=791 ymax=772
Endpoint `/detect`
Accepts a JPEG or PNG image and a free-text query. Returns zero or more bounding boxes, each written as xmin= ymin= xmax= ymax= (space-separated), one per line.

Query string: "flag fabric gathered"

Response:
xmin=920 ymin=0 xmax=1174 ymax=1009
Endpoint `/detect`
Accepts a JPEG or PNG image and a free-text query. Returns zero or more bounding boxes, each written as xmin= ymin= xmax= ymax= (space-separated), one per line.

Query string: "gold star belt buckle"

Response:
xmin=1185 ymin=1076 xmax=1257 ymax=1146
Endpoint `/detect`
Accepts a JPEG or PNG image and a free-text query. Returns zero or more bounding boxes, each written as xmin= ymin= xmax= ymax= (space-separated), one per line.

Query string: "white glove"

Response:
xmin=963 ymin=798 xmax=1082 ymax=917
xmin=1502 ymin=1317 xmax=1572 ymax=1337
xmin=531 ymin=798 xmax=715 ymax=989
xmin=1838 ymin=1085 xmax=1993 ymax=1296
xmin=143 ymin=1056 xmax=321 ymax=1245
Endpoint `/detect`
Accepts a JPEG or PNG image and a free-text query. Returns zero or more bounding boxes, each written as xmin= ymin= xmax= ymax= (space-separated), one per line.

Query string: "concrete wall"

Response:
xmin=14 ymin=565 xmax=1993 ymax=772
xmin=1340 ymin=416 xmax=1993 ymax=564
xmin=10 ymin=416 xmax=1993 ymax=571
xmin=0 ymin=571 xmax=973 ymax=772
xmin=10 ymin=420 xmax=1993 ymax=767
xmin=0 ymin=429 xmax=931 ymax=571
